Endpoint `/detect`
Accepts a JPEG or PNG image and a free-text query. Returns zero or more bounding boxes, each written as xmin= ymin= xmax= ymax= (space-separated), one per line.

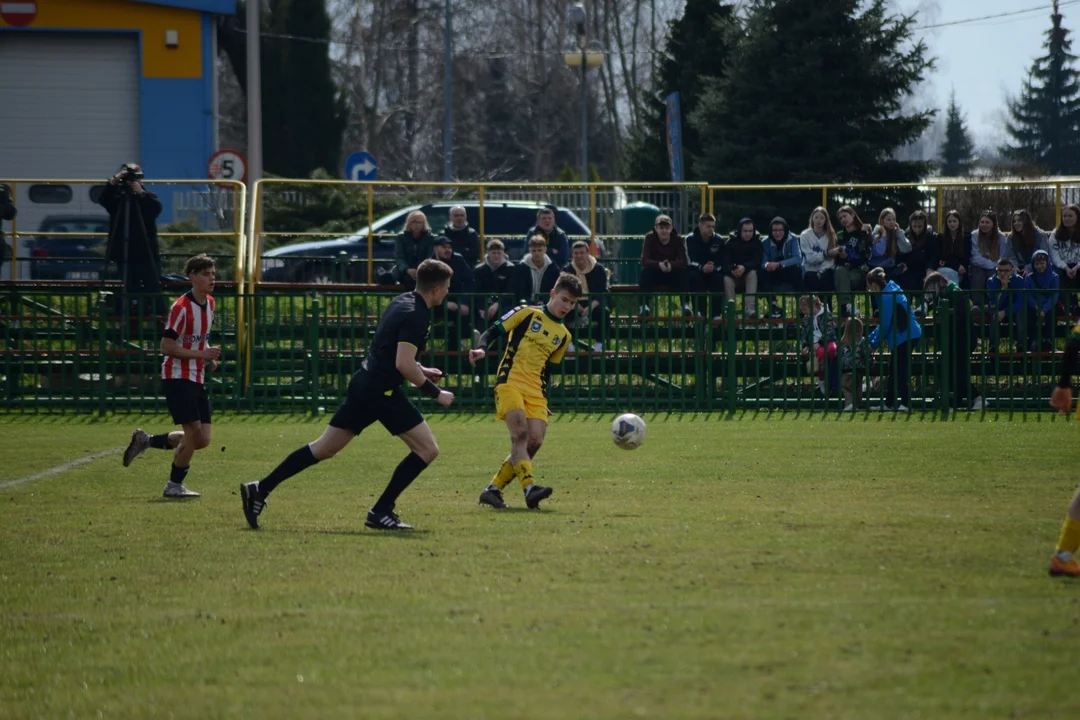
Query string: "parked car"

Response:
xmin=260 ymin=201 xmax=591 ymax=283
xmin=29 ymin=215 xmax=112 ymax=280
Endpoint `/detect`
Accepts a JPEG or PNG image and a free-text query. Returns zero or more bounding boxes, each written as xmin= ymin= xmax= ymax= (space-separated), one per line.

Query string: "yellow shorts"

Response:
xmin=494 ymin=384 xmax=548 ymax=421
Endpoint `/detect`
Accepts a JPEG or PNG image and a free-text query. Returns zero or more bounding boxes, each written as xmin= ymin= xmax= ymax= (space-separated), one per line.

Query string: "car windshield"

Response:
xmin=41 ymin=220 xmax=109 ymax=234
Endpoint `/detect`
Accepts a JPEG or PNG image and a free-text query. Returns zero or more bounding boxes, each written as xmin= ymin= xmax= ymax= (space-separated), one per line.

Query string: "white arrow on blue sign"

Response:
xmin=344 ymin=151 xmax=378 ymax=181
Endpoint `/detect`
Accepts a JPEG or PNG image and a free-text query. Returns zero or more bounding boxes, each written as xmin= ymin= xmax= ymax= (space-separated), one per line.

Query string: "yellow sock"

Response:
xmin=491 ymin=461 xmax=515 ymax=490
xmin=1055 ymin=516 xmax=1080 ymax=554
xmin=513 ymin=459 xmax=534 ymax=490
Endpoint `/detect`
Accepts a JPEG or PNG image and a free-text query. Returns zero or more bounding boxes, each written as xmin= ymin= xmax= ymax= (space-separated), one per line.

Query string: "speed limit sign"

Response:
xmin=208 ymin=149 xmax=247 ymax=182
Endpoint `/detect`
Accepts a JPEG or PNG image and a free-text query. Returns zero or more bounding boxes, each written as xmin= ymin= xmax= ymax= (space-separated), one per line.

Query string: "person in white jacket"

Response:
xmin=799 ymin=206 xmax=837 ymax=299
xmin=969 ymin=210 xmax=1009 ymax=308
xmin=1048 ymin=203 xmax=1080 ymax=312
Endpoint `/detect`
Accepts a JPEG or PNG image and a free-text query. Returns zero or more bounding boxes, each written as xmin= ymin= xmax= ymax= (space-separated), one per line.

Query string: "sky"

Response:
xmin=899 ymin=0 xmax=1080 ymax=147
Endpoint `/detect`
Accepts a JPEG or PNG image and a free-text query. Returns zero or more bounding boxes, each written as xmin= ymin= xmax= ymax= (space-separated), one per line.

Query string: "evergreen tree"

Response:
xmin=622 ymin=0 xmax=737 ymax=181
xmin=218 ymin=0 xmax=347 ymax=178
xmin=1002 ymin=0 xmax=1080 ymax=174
xmin=692 ymin=0 xmax=934 ymax=224
xmin=939 ymin=90 xmax=976 ymax=176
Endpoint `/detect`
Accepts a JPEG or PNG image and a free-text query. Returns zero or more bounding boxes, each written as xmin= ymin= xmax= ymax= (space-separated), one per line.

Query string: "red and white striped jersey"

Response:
xmin=161 ymin=291 xmax=215 ymax=384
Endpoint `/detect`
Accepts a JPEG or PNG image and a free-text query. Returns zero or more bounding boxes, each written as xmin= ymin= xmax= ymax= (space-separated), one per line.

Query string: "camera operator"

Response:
xmin=98 ymin=163 xmax=164 ymax=316
xmin=0 ymin=184 xmax=16 ymax=280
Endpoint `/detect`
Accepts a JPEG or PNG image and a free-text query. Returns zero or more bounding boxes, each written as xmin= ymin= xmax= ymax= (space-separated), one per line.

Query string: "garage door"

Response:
xmin=0 ymin=32 xmax=139 ymax=278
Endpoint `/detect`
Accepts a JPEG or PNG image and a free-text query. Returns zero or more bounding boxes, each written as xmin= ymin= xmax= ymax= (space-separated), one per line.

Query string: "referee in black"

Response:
xmin=241 ymin=259 xmax=456 ymax=530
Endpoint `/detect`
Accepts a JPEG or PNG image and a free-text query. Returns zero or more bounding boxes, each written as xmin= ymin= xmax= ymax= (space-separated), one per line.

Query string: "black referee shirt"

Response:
xmin=360 ymin=291 xmax=431 ymax=389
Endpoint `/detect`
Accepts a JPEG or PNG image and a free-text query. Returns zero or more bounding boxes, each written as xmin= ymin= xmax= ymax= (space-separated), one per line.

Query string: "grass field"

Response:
xmin=2 ymin=412 xmax=1080 ymax=719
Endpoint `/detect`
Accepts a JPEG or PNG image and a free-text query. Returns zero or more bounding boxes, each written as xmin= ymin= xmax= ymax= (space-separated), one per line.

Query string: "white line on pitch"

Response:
xmin=0 ymin=447 xmax=124 ymax=490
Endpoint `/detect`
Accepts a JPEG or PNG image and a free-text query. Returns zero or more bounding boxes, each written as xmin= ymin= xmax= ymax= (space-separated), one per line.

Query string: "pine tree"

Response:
xmin=939 ymin=90 xmax=976 ymax=176
xmin=692 ymin=0 xmax=934 ymax=224
xmin=1002 ymin=0 xmax=1080 ymax=174
xmin=621 ymin=0 xmax=737 ymax=181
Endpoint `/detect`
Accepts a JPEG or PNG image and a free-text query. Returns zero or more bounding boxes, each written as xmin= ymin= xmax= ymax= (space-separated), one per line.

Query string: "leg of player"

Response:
xmin=1051 ymin=486 xmax=1080 ymax=577
xmin=164 ymin=422 xmax=206 ymax=498
xmin=479 ymin=410 xmax=529 ymax=509
xmin=123 ymin=428 xmax=183 ymax=467
xmin=365 ymin=421 xmax=440 ymax=530
xmin=240 ymin=425 xmax=354 ymax=529
xmin=523 ymin=417 xmax=553 ymax=509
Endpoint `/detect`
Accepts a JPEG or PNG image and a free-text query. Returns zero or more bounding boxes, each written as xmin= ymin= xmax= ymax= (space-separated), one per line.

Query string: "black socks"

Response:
xmin=258 ymin=445 xmax=319 ymax=495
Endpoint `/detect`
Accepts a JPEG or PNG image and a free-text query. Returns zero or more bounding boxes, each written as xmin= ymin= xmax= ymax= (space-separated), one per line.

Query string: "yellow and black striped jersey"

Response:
xmin=493 ymin=305 xmax=571 ymax=396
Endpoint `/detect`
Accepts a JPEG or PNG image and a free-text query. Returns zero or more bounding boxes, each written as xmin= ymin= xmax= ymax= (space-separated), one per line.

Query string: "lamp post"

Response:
xmin=564 ymin=4 xmax=603 ymax=184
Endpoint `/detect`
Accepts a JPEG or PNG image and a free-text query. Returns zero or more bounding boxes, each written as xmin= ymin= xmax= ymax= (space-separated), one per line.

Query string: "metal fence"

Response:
xmin=1 ymin=286 xmax=1070 ymax=415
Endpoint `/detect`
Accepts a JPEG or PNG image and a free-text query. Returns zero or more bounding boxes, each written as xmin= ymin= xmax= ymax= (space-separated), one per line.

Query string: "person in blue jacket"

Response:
xmin=867 ymin=267 xmax=922 ymax=411
xmin=760 ymin=216 xmax=803 ymax=318
xmin=1028 ymin=249 xmax=1061 ymax=350
xmin=986 ymin=256 xmax=1030 ymax=352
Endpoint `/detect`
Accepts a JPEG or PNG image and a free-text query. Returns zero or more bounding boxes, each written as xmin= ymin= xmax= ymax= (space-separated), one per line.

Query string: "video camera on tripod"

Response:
xmin=115 ymin=162 xmax=144 ymax=188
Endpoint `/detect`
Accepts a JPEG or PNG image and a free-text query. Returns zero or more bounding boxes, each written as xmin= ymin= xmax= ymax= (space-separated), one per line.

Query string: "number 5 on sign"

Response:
xmin=208 ymin=150 xmax=248 ymax=183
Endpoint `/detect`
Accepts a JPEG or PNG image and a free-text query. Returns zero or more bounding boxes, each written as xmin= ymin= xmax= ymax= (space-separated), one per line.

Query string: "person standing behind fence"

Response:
xmin=394 ymin=210 xmax=436 ymax=290
xmin=121 ymin=254 xmax=219 ymax=498
xmin=834 ymin=206 xmax=873 ymax=318
xmin=840 ymin=318 xmax=871 ymax=411
xmin=969 ymin=210 xmax=1008 ymax=309
xmin=1007 ymin=209 xmax=1049 ymax=276
xmin=0 ymin=183 xmax=16 ymax=281
xmin=867 ymin=267 xmax=921 ymax=412
xmin=639 ymin=214 xmax=691 ymax=316
xmin=443 ymin=205 xmax=481 ymax=264
xmin=1028 ymin=249 xmax=1061 ymax=350
xmin=1048 ymin=203 xmax=1080 ymax=315
xmin=898 ymin=210 xmax=939 ymax=294
xmin=99 ymin=163 xmax=163 ymax=317
xmin=760 ymin=217 xmax=803 ymax=319
xmin=924 ymin=271 xmax=983 ymax=411
xmin=474 ymin=239 xmax=516 ymax=328
xmin=938 ymin=210 xmax=969 ymax=287
xmin=800 ymin=207 xmax=837 ymax=300
xmin=798 ymin=294 xmax=837 ymax=397
xmin=524 ymin=207 xmax=570 ymax=264
xmin=724 ymin=218 xmax=763 ymax=319
xmin=686 ymin=213 xmax=725 ymax=318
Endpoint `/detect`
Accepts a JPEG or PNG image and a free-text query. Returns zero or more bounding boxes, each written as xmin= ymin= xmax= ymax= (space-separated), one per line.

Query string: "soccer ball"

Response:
xmin=612 ymin=413 xmax=646 ymax=450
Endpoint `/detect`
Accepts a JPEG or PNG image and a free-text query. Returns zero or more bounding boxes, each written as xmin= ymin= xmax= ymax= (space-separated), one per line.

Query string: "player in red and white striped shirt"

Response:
xmin=121 ymin=254 xmax=221 ymax=498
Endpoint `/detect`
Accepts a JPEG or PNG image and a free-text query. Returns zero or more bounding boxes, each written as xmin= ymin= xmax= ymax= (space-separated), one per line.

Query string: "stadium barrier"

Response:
xmin=0 ymin=287 xmax=1069 ymax=415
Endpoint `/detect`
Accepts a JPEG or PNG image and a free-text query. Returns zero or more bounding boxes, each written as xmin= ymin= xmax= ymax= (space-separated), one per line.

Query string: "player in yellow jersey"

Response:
xmin=468 ymin=273 xmax=583 ymax=509
xmin=1048 ymin=323 xmax=1080 ymax=577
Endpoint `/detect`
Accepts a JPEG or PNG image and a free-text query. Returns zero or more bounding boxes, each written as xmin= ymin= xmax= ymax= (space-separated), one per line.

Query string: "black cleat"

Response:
xmin=123 ymin=428 xmax=151 ymax=467
xmin=478 ymin=486 xmax=508 ymax=509
xmin=365 ymin=508 xmax=414 ymax=530
xmin=524 ymin=484 xmax=553 ymax=509
xmin=240 ymin=482 xmax=266 ymax=529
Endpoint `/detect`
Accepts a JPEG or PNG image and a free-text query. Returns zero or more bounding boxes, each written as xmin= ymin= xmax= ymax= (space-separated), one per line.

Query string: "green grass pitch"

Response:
xmin=2 ymin=413 xmax=1079 ymax=719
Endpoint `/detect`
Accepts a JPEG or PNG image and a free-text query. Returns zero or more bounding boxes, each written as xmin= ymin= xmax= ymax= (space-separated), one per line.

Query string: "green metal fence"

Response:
xmin=1 ymin=285 xmax=1073 ymax=415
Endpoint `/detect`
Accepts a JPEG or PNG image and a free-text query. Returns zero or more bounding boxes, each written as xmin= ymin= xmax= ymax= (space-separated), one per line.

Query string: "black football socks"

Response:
xmin=150 ymin=433 xmax=172 ymax=450
xmin=258 ymin=445 xmax=319 ymax=495
xmin=169 ymin=463 xmax=189 ymax=486
xmin=372 ymin=452 xmax=429 ymax=514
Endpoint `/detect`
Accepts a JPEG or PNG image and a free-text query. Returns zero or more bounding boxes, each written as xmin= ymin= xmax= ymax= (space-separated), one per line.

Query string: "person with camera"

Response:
xmin=98 ymin=163 xmax=164 ymax=317
xmin=0 ymin=183 xmax=16 ymax=280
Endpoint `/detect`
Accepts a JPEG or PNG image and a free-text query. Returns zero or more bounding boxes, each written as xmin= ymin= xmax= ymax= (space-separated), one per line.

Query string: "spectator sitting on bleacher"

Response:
xmin=760 ymin=216 xmax=803 ymax=319
xmin=1028 ymin=249 xmax=1060 ymax=351
xmin=798 ymin=294 xmax=837 ymax=396
xmin=524 ymin=207 xmax=570 ymax=265
xmin=639 ymin=214 xmax=691 ymax=316
xmin=432 ymin=236 xmax=475 ymax=350
xmin=0 ymin=183 xmax=15 ymax=280
xmin=514 ymin=234 xmax=559 ymax=304
xmin=1008 ymin=209 xmax=1049 ymax=276
xmin=869 ymin=208 xmax=912 ymax=283
xmin=443 ymin=205 xmax=481 ymax=265
xmin=898 ymin=210 xmax=939 ymax=294
xmin=970 ymin=210 xmax=1008 ymax=309
xmin=840 ymin=318 xmax=871 ymax=411
xmin=474 ymin=239 xmax=515 ymax=326
xmin=724 ymin=218 xmax=763 ymax=319
xmin=394 ymin=210 xmax=436 ymax=289
xmin=835 ymin=205 xmax=873 ymax=318
xmin=987 ymin=256 xmax=1030 ymax=352
xmin=800 ymin=207 xmax=837 ymax=299
xmin=938 ymin=210 xmax=969 ymax=287
xmin=1048 ymin=203 xmax=1080 ymax=313
xmin=566 ymin=240 xmax=610 ymax=351
xmin=686 ymin=213 xmax=725 ymax=318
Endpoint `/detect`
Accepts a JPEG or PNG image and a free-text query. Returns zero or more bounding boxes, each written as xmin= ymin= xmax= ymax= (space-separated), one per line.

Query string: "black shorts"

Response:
xmin=163 ymin=379 xmax=212 ymax=426
xmin=328 ymin=372 xmax=424 ymax=437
